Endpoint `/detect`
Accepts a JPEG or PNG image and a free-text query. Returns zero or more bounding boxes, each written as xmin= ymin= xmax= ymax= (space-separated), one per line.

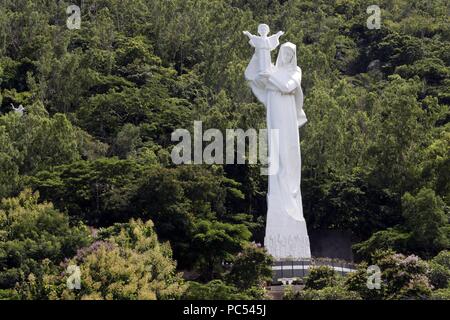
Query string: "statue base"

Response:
xmin=264 ymin=218 xmax=311 ymax=260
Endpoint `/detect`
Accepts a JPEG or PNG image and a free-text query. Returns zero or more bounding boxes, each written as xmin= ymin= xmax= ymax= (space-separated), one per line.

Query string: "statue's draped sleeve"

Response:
xmin=294 ymin=68 xmax=307 ymax=128
xmin=259 ymin=67 xmax=308 ymax=128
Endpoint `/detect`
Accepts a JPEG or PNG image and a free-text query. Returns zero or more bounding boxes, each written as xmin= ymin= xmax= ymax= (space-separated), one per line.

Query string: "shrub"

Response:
xmin=285 ymin=286 xmax=362 ymax=300
xmin=225 ymin=243 xmax=273 ymax=290
xmin=372 ymin=250 xmax=432 ymax=299
xmin=428 ymin=262 xmax=450 ymax=289
xmin=304 ymin=266 xmax=338 ymax=290
xmin=432 ymin=251 xmax=450 ymax=269
xmin=428 ymin=251 xmax=450 ymax=289
xmin=344 ymin=263 xmax=384 ymax=300
xmin=345 ymin=250 xmax=434 ymax=300
xmin=430 ymin=288 xmax=450 ymax=300
xmin=183 ymin=280 xmax=259 ymax=300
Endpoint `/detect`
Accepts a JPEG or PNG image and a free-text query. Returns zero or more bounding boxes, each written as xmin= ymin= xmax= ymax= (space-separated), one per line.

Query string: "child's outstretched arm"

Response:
xmin=268 ymin=31 xmax=285 ymax=42
xmin=243 ymin=31 xmax=255 ymax=39
xmin=276 ymin=31 xmax=285 ymax=38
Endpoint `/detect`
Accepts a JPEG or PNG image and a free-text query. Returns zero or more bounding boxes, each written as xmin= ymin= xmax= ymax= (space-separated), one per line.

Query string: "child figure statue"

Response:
xmin=243 ymin=24 xmax=284 ymax=75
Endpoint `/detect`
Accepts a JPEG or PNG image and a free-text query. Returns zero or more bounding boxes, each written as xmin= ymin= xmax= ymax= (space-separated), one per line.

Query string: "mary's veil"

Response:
xmin=275 ymin=43 xmax=307 ymax=128
xmin=275 ymin=42 xmax=298 ymax=70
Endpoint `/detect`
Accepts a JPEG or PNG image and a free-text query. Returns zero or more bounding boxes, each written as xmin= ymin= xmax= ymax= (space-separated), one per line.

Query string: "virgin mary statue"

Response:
xmin=245 ymin=41 xmax=311 ymax=259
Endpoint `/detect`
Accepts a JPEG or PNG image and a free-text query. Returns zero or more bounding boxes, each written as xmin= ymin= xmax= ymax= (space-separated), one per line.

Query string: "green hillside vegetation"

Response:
xmin=0 ymin=0 xmax=449 ymax=299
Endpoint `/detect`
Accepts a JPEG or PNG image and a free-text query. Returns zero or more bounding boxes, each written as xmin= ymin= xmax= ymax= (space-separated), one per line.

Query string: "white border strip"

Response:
xmin=272 ymin=265 xmax=355 ymax=273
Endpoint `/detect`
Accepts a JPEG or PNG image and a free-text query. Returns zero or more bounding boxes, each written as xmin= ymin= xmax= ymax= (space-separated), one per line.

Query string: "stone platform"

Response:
xmin=271 ymin=259 xmax=356 ymax=285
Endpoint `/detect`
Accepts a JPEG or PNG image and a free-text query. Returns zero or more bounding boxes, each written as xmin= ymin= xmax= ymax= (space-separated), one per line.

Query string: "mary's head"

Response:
xmin=276 ymin=42 xmax=298 ymax=70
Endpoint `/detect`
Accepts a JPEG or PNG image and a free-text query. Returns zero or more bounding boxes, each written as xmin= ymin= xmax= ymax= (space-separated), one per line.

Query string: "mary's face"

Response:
xmin=281 ymin=48 xmax=294 ymax=65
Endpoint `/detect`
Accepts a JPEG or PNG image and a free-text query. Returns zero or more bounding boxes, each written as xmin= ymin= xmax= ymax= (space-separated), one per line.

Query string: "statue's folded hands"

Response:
xmin=268 ymin=77 xmax=298 ymax=94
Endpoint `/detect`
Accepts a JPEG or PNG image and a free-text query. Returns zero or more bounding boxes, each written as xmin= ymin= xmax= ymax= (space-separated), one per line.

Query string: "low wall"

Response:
xmin=271 ymin=259 xmax=356 ymax=284
xmin=309 ymin=229 xmax=354 ymax=261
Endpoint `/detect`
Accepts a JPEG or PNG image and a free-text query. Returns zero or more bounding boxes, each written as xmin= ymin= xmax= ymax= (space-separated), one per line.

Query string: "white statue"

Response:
xmin=243 ymin=24 xmax=284 ymax=74
xmin=11 ymin=104 xmax=25 ymax=117
xmin=244 ymin=26 xmax=311 ymax=260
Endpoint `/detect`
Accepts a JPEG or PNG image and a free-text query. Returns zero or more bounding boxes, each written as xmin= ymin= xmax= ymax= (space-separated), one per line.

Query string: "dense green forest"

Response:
xmin=0 ymin=0 xmax=449 ymax=300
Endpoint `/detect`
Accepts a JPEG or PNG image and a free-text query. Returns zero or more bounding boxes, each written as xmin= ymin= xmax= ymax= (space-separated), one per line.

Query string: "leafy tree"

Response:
xmin=17 ymin=219 xmax=185 ymax=300
xmin=354 ymin=188 xmax=449 ymax=260
xmin=225 ymin=243 xmax=273 ymax=290
xmin=420 ymin=129 xmax=450 ymax=203
xmin=428 ymin=251 xmax=450 ymax=289
xmin=402 ymin=188 xmax=448 ymax=256
xmin=0 ymin=0 xmax=449 ymax=300
xmin=0 ymin=102 xmax=80 ymax=175
xmin=28 ymin=158 xmax=145 ymax=225
xmin=0 ymin=126 xmax=20 ymax=197
xmin=303 ymin=171 xmax=402 ymax=239
xmin=61 ymin=219 xmax=185 ymax=300
xmin=192 ymin=219 xmax=251 ymax=280
xmin=366 ymin=76 xmax=429 ymax=194
xmin=0 ymin=189 xmax=90 ymax=295
xmin=353 ymin=228 xmax=411 ymax=261
xmin=304 ymin=266 xmax=338 ymax=290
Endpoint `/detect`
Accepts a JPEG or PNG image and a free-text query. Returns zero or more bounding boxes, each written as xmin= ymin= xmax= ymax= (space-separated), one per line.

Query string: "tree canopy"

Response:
xmin=0 ymin=0 xmax=449 ymax=300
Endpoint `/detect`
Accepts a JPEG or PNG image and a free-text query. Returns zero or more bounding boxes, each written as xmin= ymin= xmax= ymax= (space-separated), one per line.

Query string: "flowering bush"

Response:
xmin=345 ymin=250 xmax=433 ymax=300
xmin=15 ymin=219 xmax=185 ymax=300
xmin=344 ymin=262 xmax=384 ymax=300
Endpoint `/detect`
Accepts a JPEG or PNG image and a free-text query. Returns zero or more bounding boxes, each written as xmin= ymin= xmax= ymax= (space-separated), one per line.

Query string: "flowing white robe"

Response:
xmin=246 ymin=42 xmax=311 ymax=260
